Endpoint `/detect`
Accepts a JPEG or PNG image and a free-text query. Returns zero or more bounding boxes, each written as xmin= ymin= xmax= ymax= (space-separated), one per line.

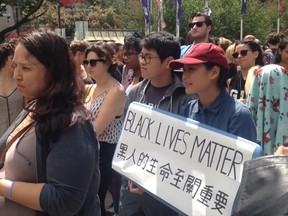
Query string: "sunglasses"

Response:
xmin=188 ymin=21 xmax=206 ymax=28
xmin=232 ymin=50 xmax=251 ymax=59
xmin=83 ymin=59 xmax=105 ymax=67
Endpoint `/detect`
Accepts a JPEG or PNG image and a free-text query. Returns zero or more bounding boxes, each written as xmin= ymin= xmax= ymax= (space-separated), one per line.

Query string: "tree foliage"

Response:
xmin=165 ymin=0 xmax=287 ymax=43
xmin=0 ymin=0 xmax=47 ymax=42
xmin=1 ymin=0 xmax=288 ymax=44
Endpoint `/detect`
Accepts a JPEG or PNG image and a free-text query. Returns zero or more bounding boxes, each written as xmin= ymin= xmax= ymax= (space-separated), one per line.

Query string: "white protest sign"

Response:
xmin=113 ymin=102 xmax=263 ymax=216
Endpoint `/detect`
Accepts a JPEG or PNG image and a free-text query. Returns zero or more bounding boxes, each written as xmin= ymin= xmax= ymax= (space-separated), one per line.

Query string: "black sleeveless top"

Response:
xmin=229 ymin=72 xmax=246 ymax=99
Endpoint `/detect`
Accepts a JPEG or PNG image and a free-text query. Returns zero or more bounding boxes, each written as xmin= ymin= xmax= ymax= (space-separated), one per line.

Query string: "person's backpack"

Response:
xmin=232 ymin=155 xmax=288 ymax=216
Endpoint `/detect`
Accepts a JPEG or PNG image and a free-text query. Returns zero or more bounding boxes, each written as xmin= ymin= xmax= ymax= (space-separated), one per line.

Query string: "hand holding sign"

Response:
xmin=128 ymin=181 xmax=144 ymax=195
xmin=113 ymin=102 xmax=262 ymax=216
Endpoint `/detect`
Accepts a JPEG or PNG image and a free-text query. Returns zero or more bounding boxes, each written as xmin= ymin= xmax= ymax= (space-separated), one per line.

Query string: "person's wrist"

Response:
xmin=0 ymin=179 xmax=15 ymax=199
xmin=7 ymin=181 xmax=15 ymax=200
xmin=0 ymin=178 xmax=5 ymax=197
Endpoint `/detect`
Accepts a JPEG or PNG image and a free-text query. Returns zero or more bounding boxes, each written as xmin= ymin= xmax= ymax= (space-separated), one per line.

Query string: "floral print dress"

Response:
xmin=247 ymin=64 xmax=288 ymax=155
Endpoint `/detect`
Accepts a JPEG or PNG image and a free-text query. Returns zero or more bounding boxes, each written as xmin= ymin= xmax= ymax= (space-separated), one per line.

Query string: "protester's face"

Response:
xmin=13 ymin=44 xmax=47 ymax=99
xmin=78 ymin=51 xmax=86 ymax=65
xmin=279 ymin=44 xmax=288 ymax=66
xmin=5 ymin=55 xmax=14 ymax=74
xmin=73 ymin=51 xmax=85 ymax=66
xmin=84 ymin=51 xmax=107 ymax=80
xmin=118 ymin=45 xmax=124 ymax=60
xmin=139 ymin=48 xmax=163 ymax=80
xmin=234 ymin=44 xmax=258 ymax=70
xmin=182 ymin=63 xmax=213 ymax=95
xmin=123 ymin=48 xmax=139 ymax=70
xmin=190 ymin=16 xmax=210 ymax=41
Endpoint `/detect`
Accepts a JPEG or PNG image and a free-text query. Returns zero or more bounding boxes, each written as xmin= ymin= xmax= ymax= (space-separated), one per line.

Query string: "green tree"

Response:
xmin=118 ymin=0 xmax=145 ymax=33
xmin=2 ymin=0 xmax=288 ymax=44
xmin=163 ymin=0 xmax=287 ymax=43
xmin=0 ymin=0 xmax=50 ymax=42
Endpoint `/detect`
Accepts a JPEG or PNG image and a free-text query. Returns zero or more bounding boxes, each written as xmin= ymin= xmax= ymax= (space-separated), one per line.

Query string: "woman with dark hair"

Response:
xmin=228 ymin=40 xmax=264 ymax=104
xmin=245 ymin=38 xmax=288 ymax=97
xmin=0 ymin=31 xmax=101 ymax=216
xmin=274 ymin=37 xmax=288 ymax=69
xmin=84 ymin=43 xmax=126 ymax=216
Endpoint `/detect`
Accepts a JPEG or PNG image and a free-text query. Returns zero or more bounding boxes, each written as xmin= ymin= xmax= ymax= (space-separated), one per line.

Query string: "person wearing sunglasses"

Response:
xmin=70 ymin=39 xmax=94 ymax=84
xmin=180 ymin=12 xmax=213 ymax=58
xmin=169 ymin=42 xmax=256 ymax=142
xmin=228 ymin=40 xmax=264 ymax=104
xmin=245 ymin=37 xmax=288 ymax=110
xmin=83 ymin=43 xmax=126 ymax=216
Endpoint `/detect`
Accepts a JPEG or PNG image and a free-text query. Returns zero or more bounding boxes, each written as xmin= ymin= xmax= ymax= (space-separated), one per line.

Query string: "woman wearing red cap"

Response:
xmin=169 ymin=42 xmax=257 ymax=142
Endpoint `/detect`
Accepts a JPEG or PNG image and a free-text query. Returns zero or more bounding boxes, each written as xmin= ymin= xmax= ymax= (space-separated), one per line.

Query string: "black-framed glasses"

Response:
xmin=83 ymin=59 xmax=105 ymax=67
xmin=232 ymin=50 xmax=251 ymax=59
xmin=188 ymin=21 xmax=206 ymax=28
xmin=138 ymin=54 xmax=159 ymax=64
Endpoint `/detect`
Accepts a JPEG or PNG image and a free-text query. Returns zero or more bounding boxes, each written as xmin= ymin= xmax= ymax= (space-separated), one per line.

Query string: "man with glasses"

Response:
xmin=180 ymin=12 xmax=213 ymax=58
xmin=119 ymin=31 xmax=194 ymax=216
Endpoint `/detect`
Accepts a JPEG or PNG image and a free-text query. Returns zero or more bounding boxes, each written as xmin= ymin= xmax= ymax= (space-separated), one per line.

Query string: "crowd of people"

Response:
xmin=0 ymin=11 xmax=288 ymax=216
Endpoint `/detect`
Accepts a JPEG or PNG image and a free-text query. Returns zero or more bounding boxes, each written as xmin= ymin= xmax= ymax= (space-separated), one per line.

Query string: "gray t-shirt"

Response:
xmin=143 ymin=83 xmax=170 ymax=108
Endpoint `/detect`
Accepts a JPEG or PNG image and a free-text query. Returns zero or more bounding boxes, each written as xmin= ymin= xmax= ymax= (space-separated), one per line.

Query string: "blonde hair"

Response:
xmin=218 ymin=37 xmax=232 ymax=52
xmin=225 ymin=43 xmax=237 ymax=64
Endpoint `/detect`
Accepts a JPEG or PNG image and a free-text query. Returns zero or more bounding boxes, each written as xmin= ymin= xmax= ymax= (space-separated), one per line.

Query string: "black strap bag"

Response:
xmin=232 ymin=155 xmax=288 ymax=216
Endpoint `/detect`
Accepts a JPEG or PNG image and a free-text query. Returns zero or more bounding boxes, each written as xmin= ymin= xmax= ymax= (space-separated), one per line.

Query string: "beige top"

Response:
xmin=0 ymin=125 xmax=37 ymax=216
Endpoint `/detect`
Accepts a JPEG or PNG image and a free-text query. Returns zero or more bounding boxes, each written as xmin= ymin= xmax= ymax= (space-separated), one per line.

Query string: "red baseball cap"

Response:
xmin=169 ymin=43 xmax=229 ymax=70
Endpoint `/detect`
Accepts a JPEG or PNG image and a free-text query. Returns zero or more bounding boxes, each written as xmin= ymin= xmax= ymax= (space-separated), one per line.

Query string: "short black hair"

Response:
xmin=124 ymin=32 xmax=142 ymax=44
xmin=0 ymin=41 xmax=16 ymax=70
xmin=274 ymin=37 xmax=288 ymax=64
xmin=191 ymin=12 xmax=213 ymax=27
xmin=266 ymin=32 xmax=282 ymax=45
xmin=124 ymin=32 xmax=142 ymax=54
xmin=140 ymin=31 xmax=180 ymax=62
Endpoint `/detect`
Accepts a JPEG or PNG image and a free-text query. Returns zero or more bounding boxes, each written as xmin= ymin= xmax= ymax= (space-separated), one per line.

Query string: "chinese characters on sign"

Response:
xmin=113 ymin=102 xmax=262 ymax=216
xmin=117 ymin=142 xmax=229 ymax=215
